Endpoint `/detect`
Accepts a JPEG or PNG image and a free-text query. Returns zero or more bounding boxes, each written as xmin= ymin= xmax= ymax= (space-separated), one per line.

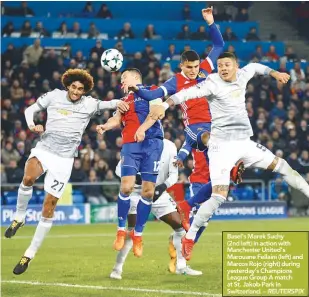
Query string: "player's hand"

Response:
xmin=96 ymin=124 xmax=108 ymax=135
xmin=149 ymin=105 xmax=165 ymax=120
xmin=134 ymin=128 xmax=146 ymax=142
xmin=274 ymin=72 xmax=290 ymax=84
xmin=117 ymin=101 xmax=129 ymax=113
xmin=202 ymin=6 xmax=214 ymax=25
xmin=128 ymin=85 xmax=139 ymax=92
xmin=29 ymin=125 xmax=44 ymax=134
xmin=153 ymin=183 xmax=167 ymax=202
xmin=122 ymin=84 xmax=139 ymax=94
xmin=173 ymin=159 xmax=184 ymax=169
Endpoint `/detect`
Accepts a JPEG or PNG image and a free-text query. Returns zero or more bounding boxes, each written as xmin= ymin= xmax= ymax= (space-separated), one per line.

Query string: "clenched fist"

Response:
xmin=29 ymin=125 xmax=44 ymax=134
xmin=96 ymin=124 xmax=108 ymax=135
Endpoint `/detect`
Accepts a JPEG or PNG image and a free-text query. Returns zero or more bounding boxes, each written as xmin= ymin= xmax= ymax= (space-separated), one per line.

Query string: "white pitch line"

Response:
xmin=2 ymin=232 xmax=221 ymax=240
xmin=2 ymin=280 xmax=222 ymax=297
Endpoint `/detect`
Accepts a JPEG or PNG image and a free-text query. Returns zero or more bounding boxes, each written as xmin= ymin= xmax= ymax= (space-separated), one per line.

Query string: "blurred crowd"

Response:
xmin=2 ymin=2 xmax=260 ymax=42
xmin=1 ymin=2 xmax=309 ymax=205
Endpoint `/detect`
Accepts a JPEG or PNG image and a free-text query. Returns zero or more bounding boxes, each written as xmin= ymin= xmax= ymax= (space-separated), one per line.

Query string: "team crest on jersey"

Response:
xmin=197 ymin=71 xmax=206 ymax=78
xmin=57 ymin=109 xmax=73 ymax=116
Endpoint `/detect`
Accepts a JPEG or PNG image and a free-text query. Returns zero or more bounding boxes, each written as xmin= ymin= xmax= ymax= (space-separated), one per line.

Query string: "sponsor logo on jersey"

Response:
xmin=198 ymin=71 xmax=206 ymax=78
xmin=57 ymin=109 xmax=73 ymax=116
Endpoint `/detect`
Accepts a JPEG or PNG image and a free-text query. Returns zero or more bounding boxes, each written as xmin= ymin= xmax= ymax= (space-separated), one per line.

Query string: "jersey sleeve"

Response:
xmin=164 ymin=142 xmax=178 ymax=188
xmin=170 ymin=75 xmax=216 ymax=105
xmin=200 ymin=23 xmax=225 ymax=75
xmin=148 ymin=85 xmax=163 ymax=105
xmin=160 ymin=76 xmax=177 ymax=96
xmin=135 ymin=86 xmax=165 ymax=101
xmin=241 ymin=63 xmax=272 ymax=81
xmin=200 ymin=59 xmax=213 ymax=74
xmin=177 ymin=140 xmax=192 ymax=162
xmin=87 ymin=97 xmax=118 ymax=115
xmin=36 ymin=89 xmax=57 ymax=110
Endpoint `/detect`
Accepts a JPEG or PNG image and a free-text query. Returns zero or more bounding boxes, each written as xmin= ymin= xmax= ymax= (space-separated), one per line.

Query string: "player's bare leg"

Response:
xmin=177 ymin=161 xmax=245 ymax=231
xmin=13 ymin=193 xmax=58 ymax=275
xmin=5 ymin=157 xmax=44 ymax=239
xmin=131 ymin=181 xmax=155 ymax=257
xmin=114 ymin=176 xmax=135 ymax=251
xmin=111 ymin=214 xmax=136 ymax=280
xmin=160 ymin=212 xmax=202 ymax=276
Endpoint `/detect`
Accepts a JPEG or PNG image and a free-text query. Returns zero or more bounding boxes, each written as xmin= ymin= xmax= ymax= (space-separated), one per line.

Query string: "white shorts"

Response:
xmin=208 ymin=138 xmax=275 ymax=186
xmin=28 ymin=148 xmax=74 ymax=199
xmin=128 ymin=191 xmax=177 ymax=220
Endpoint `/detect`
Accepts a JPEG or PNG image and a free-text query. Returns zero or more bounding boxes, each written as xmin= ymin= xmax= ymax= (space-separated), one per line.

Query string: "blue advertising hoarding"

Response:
xmin=1 ymin=201 xmax=287 ymax=226
xmin=211 ymin=201 xmax=287 ymax=220
xmin=1 ymin=204 xmax=90 ymax=226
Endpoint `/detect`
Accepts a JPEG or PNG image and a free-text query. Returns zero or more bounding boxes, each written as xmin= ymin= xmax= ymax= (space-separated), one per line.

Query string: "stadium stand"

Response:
xmin=1 ymin=1 xmax=309 ymax=212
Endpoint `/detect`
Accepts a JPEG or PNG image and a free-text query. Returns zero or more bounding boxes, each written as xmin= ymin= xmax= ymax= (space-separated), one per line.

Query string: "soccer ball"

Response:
xmin=100 ymin=49 xmax=123 ymax=72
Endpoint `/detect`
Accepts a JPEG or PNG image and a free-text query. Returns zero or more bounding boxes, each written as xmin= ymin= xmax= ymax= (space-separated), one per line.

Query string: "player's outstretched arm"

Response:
xmin=126 ymin=76 xmax=178 ymax=100
xmin=200 ymin=7 xmax=225 ymax=72
xmin=269 ymin=70 xmax=290 ymax=84
xmin=24 ymin=103 xmax=44 ymax=134
xmin=243 ymin=63 xmax=290 ymax=84
xmin=169 ymin=79 xmax=213 ymax=105
xmin=98 ymin=100 xmax=129 ymax=113
xmin=96 ymin=111 xmax=122 ymax=135
xmin=149 ymin=78 xmax=215 ymax=121
xmin=175 ymin=141 xmax=193 ymax=168
xmin=125 ymin=85 xmax=166 ymax=101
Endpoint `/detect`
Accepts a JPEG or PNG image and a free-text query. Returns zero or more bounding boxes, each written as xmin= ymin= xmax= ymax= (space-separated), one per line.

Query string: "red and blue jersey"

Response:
xmin=161 ymin=59 xmax=213 ymax=127
xmin=189 ymin=148 xmax=210 ymax=184
xmin=134 ymin=22 xmax=224 ymax=127
xmin=121 ymin=87 xmax=163 ymax=144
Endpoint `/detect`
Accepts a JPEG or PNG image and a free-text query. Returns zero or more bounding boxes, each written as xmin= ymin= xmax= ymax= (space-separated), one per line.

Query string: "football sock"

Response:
xmin=274 ymin=158 xmax=309 ymax=198
xmin=173 ymin=228 xmax=186 ymax=269
xmin=189 ymin=216 xmax=208 ymax=243
xmin=14 ymin=183 xmax=33 ymax=222
xmin=114 ymin=228 xmax=133 ymax=272
xmin=134 ymin=197 xmax=152 ymax=235
xmin=186 ymin=194 xmax=225 ymax=240
xmin=24 ymin=217 xmax=53 ymax=259
xmin=117 ymin=192 xmax=130 ymax=230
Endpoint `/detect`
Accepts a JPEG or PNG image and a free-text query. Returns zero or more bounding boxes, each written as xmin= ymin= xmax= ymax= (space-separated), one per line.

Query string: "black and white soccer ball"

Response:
xmin=100 ymin=49 xmax=123 ymax=72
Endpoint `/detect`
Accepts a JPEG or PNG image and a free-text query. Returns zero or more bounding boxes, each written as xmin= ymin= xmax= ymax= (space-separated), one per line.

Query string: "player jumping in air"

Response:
xmin=151 ymin=52 xmax=309 ymax=260
xmin=110 ymin=139 xmax=202 ymax=279
xmin=96 ymin=68 xmax=164 ymax=258
xmin=4 ymin=69 xmax=129 ymax=275
xmin=124 ymin=7 xmax=245 ymax=230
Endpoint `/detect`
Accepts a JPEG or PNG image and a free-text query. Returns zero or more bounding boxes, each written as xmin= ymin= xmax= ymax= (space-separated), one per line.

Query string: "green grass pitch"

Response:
xmin=1 ymin=218 xmax=308 ymax=297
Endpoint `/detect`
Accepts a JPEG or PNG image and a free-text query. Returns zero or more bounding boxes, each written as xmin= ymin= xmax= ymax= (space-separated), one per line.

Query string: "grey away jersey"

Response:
xmin=35 ymin=89 xmax=118 ymax=158
xmin=170 ymin=63 xmax=272 ymax=141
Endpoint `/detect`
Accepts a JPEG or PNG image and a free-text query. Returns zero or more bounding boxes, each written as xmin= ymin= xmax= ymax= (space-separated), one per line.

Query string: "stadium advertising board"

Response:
xmin=212 ymin=201 xmax=287 ymax=220
xmin=1 ymin=202 xmax=287 ymax=226
xmin=91 ymin=204 xmax=156 ymax=223
xmin=1 ymin=204 xmax=90 ymax=225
